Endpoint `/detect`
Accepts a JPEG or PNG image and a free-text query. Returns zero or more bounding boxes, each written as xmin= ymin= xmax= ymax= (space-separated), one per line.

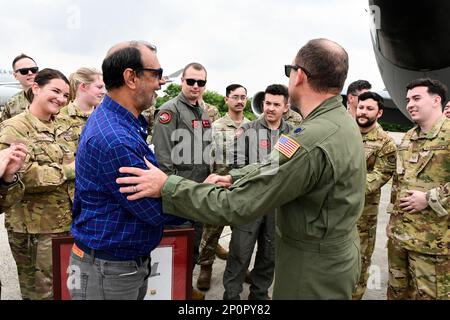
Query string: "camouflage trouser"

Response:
xmin=387 ymin=238 xmax=450 ymax=300
xmin=352 ymin=211 xmax=378 ymax=300
xmin=8 ymin=231 xmax=70 ymax=300
xmin=198 ymin=224 xmax=225 ymax=266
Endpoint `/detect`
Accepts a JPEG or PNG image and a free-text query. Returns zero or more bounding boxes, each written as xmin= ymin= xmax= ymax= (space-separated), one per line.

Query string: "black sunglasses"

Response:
xmin=284 ymin=64 xmax=312 ymax=78
xmin=137 ymin=68 xmax=163 ymax=80
xmin=185 ymin=78 xmax=207 ymax=87
xmin=15 ymin=67 xmax=39 ymax=75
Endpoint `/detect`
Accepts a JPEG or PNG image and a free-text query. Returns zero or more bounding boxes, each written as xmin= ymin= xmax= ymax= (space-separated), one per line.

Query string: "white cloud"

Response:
xmin=0 ymin=0 xmax=385 ymax=97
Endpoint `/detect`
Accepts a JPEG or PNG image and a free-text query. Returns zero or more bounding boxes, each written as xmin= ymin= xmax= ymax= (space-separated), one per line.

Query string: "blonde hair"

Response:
xmin=69 ymin=67 xmax=102 ymax=102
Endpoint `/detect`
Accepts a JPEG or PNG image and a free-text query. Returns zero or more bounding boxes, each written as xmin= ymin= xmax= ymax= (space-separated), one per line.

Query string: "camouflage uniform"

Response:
xmin=0 ymin=177 xmax=25 ymax=212
xmin=283 ymin=108 xmax=303 ymax=128
xmin=387 ymin=115 xmax=449 ymax=300
xmin=0 ymin=109 xmax=75 ymax=300
xmin=352 ymin=123 xmax=397 ymax=300
xmin=200 ymin=101 xmax=221 ymax=123
xmin=142 ymin=104 xmax=157 ymax=143
xmin=0 ymin=90 xmax=30 ymax=123
xmin=55 ymin=101 xmax=90 ymax=155
xmin=198 ymin=114 xmax=251 ymax=267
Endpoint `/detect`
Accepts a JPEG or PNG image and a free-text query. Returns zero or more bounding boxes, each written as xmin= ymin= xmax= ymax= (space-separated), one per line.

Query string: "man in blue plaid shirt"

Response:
xmin=68 ymin=41 xmax=181 ymax=300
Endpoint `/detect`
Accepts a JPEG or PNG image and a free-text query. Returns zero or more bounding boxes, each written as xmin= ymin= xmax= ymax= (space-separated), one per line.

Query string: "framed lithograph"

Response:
xmin=52 ymin=228 xmax=194 ymax=300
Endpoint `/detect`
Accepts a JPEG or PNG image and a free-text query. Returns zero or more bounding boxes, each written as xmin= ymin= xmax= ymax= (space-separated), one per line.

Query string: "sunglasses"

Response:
xmin=137 ymin=68 xmax=163 ymax=80
xmin=15 ymin=67 xmax=39 ymax=75
xmin=284 ymin=64 xmax=312 ymax=78
xmin=185 ymin=78 xmax=207 ymax=87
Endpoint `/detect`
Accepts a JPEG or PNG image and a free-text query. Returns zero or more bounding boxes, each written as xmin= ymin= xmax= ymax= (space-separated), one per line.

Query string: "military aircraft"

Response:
xmin=0 ymin=71 xmax=21 ymax=106
xmin=369 ymin=0 xmax=450 ymax=121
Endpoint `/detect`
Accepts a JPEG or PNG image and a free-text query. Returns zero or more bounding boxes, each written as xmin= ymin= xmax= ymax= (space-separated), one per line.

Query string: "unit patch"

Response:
xmin=159 ymin=111 xmax=172 ymax=124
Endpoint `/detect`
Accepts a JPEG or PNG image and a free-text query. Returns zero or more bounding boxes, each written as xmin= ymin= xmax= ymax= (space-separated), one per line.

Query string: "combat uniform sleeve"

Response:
xmin=0 ymin=177 xmax=24 ymax=212
xmin=426 ymin=182 xmax=449 ymax=217
xmin=0 ymin=125 xmax=72 ymax=193
xmin=162 ymin=145 xmax=324 ymax=226
xmin=366 ymin=139 xmax=397 ymax=195
xmin=0 ymin=100 xmax=12 ymax=123
xmin=151 ymin=108 xmax=179 ymax=175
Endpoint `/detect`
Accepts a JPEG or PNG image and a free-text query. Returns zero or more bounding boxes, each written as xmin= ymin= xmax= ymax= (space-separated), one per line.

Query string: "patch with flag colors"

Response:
xmin=274 ymin=134 xmax=300 ymax=158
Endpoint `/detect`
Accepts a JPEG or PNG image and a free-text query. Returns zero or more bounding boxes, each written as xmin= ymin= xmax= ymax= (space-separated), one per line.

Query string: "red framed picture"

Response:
xmin=52 ymin=228 xmax=194 ymax=300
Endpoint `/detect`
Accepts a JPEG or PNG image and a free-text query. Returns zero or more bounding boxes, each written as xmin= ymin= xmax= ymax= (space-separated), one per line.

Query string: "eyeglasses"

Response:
xmin=136 ymin=68 xmax=163 ymax=80
xmin=284 ymin=64 xmax=312 ymax=78
xmin=185 ymin=78 xmax=207 ymax=87
xmin=228 ymin=95 xmax=247 ymax=101
xmin=15 ymin=67 xmax=39 ymax=75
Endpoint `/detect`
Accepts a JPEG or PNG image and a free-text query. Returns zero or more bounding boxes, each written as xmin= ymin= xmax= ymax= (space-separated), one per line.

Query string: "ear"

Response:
xmin=295 ymin=68 xmax=308 ymax=87
xmin=433 ymin=95 xmax=442 ymax=108
xmin=31 ymin=82 xmax=40 ymax=95
xmin=377 ymin=108 xmax=383 ymax=119
xmin=123 ymin=68 xmax=137 ymax=90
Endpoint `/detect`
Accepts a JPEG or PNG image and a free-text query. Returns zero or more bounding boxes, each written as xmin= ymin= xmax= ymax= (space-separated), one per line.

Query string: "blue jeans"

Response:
xmin=68 ymin=248 xmax=151 ymax=300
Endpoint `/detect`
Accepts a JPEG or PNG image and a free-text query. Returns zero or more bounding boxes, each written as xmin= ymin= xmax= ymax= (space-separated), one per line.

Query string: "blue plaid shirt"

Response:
xmin=71 ymin=95 xmax=179 ymax=259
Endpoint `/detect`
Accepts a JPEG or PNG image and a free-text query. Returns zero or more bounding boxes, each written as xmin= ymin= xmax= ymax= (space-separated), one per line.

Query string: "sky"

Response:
xmin=0 ymin=0 xmax=385 ymax=97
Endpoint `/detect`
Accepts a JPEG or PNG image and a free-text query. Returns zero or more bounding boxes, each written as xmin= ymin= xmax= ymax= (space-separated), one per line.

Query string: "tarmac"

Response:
xmin=0 ymin=132 xmax=405 ymax=300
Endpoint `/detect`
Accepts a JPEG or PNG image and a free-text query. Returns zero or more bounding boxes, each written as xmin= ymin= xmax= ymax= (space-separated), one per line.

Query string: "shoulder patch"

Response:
xmin=274 ymin=134 xmax=301 ymax=159
xmin=159 ymin=111 xmax=172 ymax=124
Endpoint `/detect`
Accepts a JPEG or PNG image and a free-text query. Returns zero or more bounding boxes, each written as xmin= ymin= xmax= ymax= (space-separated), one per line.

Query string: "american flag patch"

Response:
xmin=274 ymin=135 xmax=300 ymax=158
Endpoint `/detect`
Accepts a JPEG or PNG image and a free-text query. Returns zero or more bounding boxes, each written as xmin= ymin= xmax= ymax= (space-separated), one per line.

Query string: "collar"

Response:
xmin=23 ymin=109 xmax=55 ymax=134
xmin=178 ymin=92 xmax=200 ymax=108
xmin=410 ymin=115 xmax=447 ymax=140
xmin=302 ymin=95 xmax=343 ymax=122
xmin=66 ymin=101 xmax=91 ymax=118
xmin=362 ymin=123 xmax=382 ymax=141
xmin=222 ymin=113 xmax=250 ymax=129
xmin=257 ymin=115 xmax=288 ymax=131
xmin=102 ymin=95 xmax=148 ymax=137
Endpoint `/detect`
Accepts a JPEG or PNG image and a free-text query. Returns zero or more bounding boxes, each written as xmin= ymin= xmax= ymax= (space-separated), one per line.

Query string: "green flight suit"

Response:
xmin=224 ymin=116 xmax=292 ymax=300
xmin=161 ymin=95 xmax=366 ymax=299
xmin=152 ymin=92 xmax=213 ymax=263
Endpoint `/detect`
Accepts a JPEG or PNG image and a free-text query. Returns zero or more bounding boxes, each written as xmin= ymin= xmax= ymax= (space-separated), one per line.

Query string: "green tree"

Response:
xmin=155 ymin=83 xmax=181 ymax=108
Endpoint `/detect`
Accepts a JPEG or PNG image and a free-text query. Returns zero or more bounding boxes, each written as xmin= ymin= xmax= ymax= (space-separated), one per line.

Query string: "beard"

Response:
xmin=356 ymin=116 xmax=377 ymax=128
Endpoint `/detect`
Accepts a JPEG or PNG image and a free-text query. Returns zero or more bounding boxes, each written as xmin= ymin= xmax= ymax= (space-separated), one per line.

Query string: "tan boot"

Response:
xmin=191 ymin=287 xmax=205 ymax=300
xmin=215 ymin=244 xmax=229 ymax=260
xmin=197 ymin=265 xmax=212 ymax=291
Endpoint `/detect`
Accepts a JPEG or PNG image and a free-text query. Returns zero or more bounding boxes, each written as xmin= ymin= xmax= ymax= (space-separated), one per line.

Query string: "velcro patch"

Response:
xmin=274 ymin=134 xmax=300 ymax=158
xmin=159 ymin=111 xmax=172 ymax=124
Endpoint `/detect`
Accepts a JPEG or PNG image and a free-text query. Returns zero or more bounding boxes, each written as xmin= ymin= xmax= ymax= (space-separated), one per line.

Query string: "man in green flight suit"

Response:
xmin=116 ymin=38 xmax=366 ymax=299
